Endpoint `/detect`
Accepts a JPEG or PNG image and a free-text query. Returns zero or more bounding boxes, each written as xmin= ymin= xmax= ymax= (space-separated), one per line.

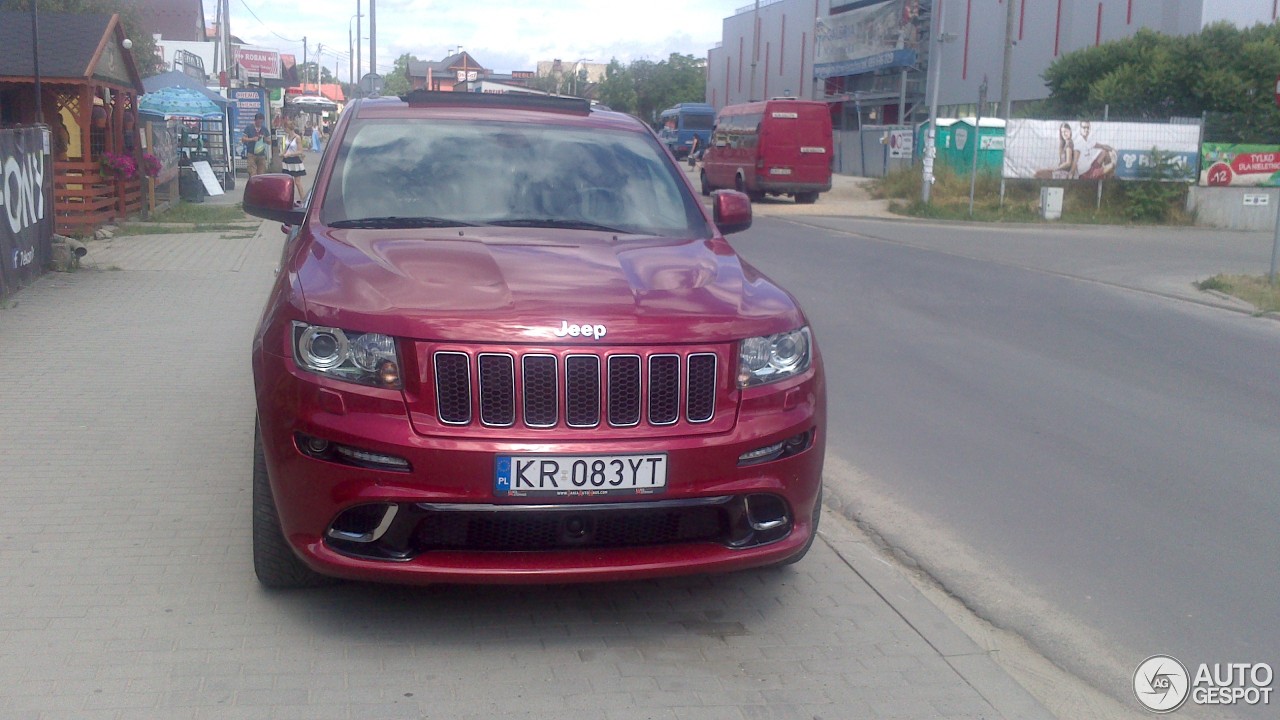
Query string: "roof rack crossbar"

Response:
xmin=401 ymin=90 xmax=591 ymax=115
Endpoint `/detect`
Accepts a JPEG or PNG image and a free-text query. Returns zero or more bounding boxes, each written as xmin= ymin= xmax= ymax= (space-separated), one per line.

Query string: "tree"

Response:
xmin=381 ymin=53 xmax=418 ymax=97
xmin=598 ymin=59 xmax=636 ymax=111
xmin=1034 ymin=22 xmax=1280 ymax=142
xmin=1 ymin=0 xmax=163 ymax=76
xmin=298 ymin=62 xmax=334 ymax=88
xmin=596 ymin=54 xmax=706 ymax=122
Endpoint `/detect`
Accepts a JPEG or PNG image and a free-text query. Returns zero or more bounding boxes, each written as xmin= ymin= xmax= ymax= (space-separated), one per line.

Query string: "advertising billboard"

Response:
xmin=1200 ymin=143 xmax=1280 ymax=187
xmin=1003 ymin=120 xmax=1200 ymax=182
xmin=235 ymin=47 xmax=280 ymax=81
xmin=1 ymin=128 xmax=53 ymax=298
xmin=815 ymin=0 xmax=919 ymax=79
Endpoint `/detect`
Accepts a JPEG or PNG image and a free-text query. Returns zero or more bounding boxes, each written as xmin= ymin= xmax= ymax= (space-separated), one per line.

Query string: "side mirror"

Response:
xmin=711 ymin=190 xmax=752 ymax=235
xmin=244 ymin=174 xmax=304 ymax=225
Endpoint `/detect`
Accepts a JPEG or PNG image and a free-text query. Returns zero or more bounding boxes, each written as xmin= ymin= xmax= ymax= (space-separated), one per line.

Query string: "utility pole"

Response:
xmin=369 ymin=0 xmax=377 ymax=80
xmin=356 ymin=0 xmax=362 ymax=90
xmin=921 ymin=0 xmax=948 ymax=204
xmin=30 ymin=2 xmax=42 ymax=123
xmin=749 ymin=0 xmax=760 ymax=102
xmin=316 ymin=43 xmax=323 ymax=92
xmin=1000 ymin=0 xmax=1017 ymax=118
xmin=303 ymin=36 xmax=308 ymax=94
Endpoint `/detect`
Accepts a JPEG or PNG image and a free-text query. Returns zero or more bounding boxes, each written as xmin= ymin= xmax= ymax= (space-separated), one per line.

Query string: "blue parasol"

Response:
xmin=138 ymin=86 xmax=225 ymax=120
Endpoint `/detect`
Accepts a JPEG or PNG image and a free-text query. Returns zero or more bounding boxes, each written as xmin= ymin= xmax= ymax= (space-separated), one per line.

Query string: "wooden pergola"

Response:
xmin=0 ymin=12 xmax=146 ymax=235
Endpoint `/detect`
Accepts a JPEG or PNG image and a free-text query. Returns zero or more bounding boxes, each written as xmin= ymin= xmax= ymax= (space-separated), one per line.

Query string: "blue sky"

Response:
xmin=223 ymin=0 xmax=743 ymax=81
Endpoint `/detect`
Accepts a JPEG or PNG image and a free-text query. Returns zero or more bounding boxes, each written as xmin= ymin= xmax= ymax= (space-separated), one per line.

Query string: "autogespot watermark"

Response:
xmin=1134 ymin=655 xmax=1273 ymax=713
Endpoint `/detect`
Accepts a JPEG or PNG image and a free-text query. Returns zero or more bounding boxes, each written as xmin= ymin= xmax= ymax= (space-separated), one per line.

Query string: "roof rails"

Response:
xmin=401 ymin=90 xmax=590 ymax=115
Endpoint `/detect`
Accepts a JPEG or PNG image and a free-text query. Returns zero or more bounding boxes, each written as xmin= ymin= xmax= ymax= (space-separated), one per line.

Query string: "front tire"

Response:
xmin=795 ymin=191 xmax=818 ymax=204
xmin=253 ymin=420 xmax=332 ymax=589
xmin=700 ymin=170 xmax=711 ymax=196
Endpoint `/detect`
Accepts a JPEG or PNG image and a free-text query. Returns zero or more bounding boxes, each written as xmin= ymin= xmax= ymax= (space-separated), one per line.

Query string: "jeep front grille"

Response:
xmin=433 ymin=350 xmax=718 ymax=429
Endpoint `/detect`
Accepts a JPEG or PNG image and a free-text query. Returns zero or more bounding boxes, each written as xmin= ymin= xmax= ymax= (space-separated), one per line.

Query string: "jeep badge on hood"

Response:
xmin=554 ymin=321 xmax=607 ymax=340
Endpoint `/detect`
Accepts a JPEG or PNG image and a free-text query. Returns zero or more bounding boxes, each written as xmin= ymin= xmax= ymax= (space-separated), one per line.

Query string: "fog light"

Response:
xmin=335 ymin=445 xmax=410 ymax=470
xmin=737 ymin=430 xmax=813 ymax=467
xmin=738 ymin=441 xmax=785 ymax=465
xmin=295 ymin=433 xmax=412 ymax=472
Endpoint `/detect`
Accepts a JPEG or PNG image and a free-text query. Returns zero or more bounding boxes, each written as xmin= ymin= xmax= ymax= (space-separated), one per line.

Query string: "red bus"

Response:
xmin=699 ymin=99 xmax=833 ymax=204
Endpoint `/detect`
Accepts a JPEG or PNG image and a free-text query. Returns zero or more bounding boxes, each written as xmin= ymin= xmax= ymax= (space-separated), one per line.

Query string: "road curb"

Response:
xmin=820 ymin=484 xmax=1057 ymax=720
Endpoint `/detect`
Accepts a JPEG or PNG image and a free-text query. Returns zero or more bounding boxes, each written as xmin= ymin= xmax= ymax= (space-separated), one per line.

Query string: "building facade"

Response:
xmin=707 ymin=0 xmax=1279 ymax=127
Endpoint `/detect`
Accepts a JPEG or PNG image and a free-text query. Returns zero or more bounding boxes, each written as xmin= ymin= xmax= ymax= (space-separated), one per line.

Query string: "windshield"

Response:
xmin=683 ymin=114 xmax=715 ymax=130
xmin=321 ymin=118 xmax=707 ymax=237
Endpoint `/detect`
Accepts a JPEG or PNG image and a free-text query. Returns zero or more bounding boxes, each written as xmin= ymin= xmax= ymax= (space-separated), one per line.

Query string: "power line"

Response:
xmin=234 ymin=0 xmax=302 ymax=43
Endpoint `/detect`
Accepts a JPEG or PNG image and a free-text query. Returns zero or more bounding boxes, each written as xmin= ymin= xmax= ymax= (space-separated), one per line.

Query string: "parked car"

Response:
xmin=243 ymin=91 xmax=826 ymax=588
xmin=700 ymin=98 xmax=833 ymax=204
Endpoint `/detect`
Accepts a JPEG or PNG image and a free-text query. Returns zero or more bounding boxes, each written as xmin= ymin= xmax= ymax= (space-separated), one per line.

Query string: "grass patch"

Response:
xmin=872 ymin=166 xmax=1194 ymax=225
xmin=1196 ymin=274 xmax=1280 ymax=313
xmin=148 ymin=202 xmax=248 ymax=224
xmin=115 ymin=223 xmax=254 ymax=236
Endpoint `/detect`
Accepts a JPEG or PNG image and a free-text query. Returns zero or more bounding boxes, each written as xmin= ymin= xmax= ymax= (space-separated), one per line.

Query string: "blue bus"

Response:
xmin=657 ymin=103 xmax=716 ymax=158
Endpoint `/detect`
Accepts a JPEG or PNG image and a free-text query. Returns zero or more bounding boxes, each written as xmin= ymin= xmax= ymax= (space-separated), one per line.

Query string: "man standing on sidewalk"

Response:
xmin=243 ymin=113 xmax=268 ymax=177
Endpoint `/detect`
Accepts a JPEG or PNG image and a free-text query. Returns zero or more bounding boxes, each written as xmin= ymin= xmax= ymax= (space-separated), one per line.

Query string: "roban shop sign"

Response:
xmin=0 ymin=127 xmax=54 ymax=299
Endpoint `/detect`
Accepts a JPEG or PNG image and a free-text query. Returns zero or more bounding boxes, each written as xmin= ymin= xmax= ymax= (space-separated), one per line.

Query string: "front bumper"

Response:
xmin=253 ymin=349 xmax=825 ymax=585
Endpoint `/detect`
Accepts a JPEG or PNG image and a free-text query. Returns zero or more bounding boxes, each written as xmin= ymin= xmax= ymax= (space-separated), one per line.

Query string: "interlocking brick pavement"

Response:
xmin=0 ymin=217 xmax=1049 ymax=719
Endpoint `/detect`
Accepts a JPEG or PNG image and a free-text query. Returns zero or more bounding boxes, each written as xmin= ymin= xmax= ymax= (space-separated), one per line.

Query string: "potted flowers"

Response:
xmin=99 ymin=151 xmax=137 ymax=179
xmin=140 ymin=152 xmax=162 ymax=179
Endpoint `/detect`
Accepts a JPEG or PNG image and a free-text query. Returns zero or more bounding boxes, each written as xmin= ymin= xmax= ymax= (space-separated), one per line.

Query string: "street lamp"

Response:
xmin=572 ymin=58 xmax=592 ymax=97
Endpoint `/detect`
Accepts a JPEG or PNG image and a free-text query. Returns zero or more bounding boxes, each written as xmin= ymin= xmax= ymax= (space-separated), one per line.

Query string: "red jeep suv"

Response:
xmin=244 ymin=92 xmax=826 ymax=588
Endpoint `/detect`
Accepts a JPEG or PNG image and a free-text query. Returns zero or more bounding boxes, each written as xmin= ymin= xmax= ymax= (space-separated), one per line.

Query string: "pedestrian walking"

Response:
xmin=242 ymin=112 xmax=268 ymax=177
xmin=281 ymin=126 xmax=307 ymax=201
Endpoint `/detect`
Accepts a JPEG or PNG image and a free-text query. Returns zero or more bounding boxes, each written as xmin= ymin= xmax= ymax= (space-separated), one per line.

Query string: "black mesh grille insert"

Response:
xmin=607 ymin=355 xmax=642 ymax=427
xmin=522 ymin=355 xmax=558 ymax=427
xmin=648 ymin=355 xmax=680 ymax=425
xmin=565 ymin=355 xmax=601 ymax=427
xmin=434 ymin=352 xmax=471 ymax=425
xmin=686 ymin=354 xmax=717 ymax=423
xmin=478 ymin=354 xmax=515 ymax=426
xmin=413 ymin=505 xmax=726 ymax=551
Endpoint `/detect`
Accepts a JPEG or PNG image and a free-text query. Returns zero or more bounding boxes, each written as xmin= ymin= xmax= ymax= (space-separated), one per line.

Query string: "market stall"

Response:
xmin=139 ymin=72 xmax=234 ymax=190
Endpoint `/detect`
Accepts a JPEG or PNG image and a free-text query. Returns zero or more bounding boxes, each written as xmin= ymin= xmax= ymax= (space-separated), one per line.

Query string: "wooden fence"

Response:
xmin=53 ymin=160 xmax=143 ymax=236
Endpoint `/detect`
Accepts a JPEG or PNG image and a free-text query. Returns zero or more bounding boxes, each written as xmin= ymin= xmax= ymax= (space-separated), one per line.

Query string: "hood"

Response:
xmin=293 ymin=227 xmax=804 ymax=344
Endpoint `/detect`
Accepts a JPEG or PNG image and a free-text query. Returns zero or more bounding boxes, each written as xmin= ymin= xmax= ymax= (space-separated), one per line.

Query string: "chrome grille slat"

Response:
xmin=522 ymin=355 xmax=559 ymax=428
xmin=478 ymin=354 xmax=515 ymax=427
xmin=686 ymin=353 xmax=717 ymax=423
xmin=434 ymin=352 xmax=472 ymax=425
xmin=565 ymin=355 xmax=601 ymax=428
xmin=607 ymin=355 xmax=642 ymax=427
xmin=433 ymin=349 xmax=716 ymax=429
xmin=648 ymin=354 xmax=681 ymax=426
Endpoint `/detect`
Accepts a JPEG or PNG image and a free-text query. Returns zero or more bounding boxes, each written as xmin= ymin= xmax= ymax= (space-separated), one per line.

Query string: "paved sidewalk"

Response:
xmin=0 ymin=165 xmax=1054 ymax=718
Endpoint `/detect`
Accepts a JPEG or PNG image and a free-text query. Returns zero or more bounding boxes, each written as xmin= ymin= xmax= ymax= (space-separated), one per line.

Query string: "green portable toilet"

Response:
xmin=918 ymin=118 xmax=1006 ymax=173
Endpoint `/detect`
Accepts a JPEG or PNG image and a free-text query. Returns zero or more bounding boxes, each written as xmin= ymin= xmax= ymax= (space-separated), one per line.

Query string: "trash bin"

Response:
xmin=1040 ymin=186 xmax=1063 ymax=220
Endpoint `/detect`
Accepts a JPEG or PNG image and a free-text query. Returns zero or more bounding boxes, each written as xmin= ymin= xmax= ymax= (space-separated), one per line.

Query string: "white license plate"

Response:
xmin=495 ymin=454 xmax=667 ymax=498
xmin=768 ymin=167 xmax=792 ymax=175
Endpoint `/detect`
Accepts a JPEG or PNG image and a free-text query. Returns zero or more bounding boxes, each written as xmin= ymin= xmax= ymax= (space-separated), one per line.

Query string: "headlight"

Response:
xmin=292 ymin=322 xmax=402 ymax=389
xmin=738 ymin=327 xmax=812 ymax=388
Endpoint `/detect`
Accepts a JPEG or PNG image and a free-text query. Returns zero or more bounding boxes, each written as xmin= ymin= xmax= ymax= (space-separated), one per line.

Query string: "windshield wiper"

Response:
xmin=329 ymin=216 xmax=477 ymax=229
xmin=488 ymin=218 xmax=630 ymax=234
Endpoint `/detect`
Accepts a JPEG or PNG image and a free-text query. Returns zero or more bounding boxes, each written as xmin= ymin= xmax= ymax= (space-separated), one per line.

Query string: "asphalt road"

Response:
xmin=728 ymin=214 xmax=1280 ymax=713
